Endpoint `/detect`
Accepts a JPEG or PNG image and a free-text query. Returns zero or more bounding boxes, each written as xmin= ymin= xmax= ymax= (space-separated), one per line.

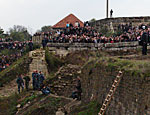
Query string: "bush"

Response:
xmin=45 ymin=48 xmax=63 ymax=72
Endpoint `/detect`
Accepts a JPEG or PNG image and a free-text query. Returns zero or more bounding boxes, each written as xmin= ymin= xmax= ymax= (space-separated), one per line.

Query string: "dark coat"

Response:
xmin=16 ymin=77 xmax=24 ymax=85
xmin=142 ymin=32 xmax=148 ymax=43
xmin=23 ymin=76 xmax=30 ymax=83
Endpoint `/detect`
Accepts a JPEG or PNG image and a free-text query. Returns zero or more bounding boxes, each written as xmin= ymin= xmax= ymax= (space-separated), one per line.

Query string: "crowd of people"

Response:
xmin=0 ymin=41 xmax=27 ymax=50
xmin=12 ymin=22 xmax=150 ymax=99
xmin=34 ymin=22 xmax=150 ymax=44
xmin=0 ymin=42 xmax=27 ymax=72
xmin=0 ymin=52 xmax=22 ymax=72
xmin=0 ymin=41 xmax=33 ymax=72
xmin=0 ymin=37 xmax=13 ymax=42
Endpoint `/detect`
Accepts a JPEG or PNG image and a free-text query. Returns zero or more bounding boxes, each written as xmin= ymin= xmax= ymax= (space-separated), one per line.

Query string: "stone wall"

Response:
xmin=90 ymin=16 xmax=150 ymax=32
xmin=81 ymin=58 xmax=150 ymax=115
xmin=47 ymin=42 xmax=140 ymax=51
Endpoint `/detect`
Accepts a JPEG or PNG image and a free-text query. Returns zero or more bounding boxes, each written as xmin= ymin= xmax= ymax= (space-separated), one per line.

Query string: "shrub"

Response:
xmin=45 ymin=48 xmax=63 ymax=72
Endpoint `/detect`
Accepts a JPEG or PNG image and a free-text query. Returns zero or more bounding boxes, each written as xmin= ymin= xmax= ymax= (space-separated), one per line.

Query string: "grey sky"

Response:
xmin=0 ymin=0 xmax=150 ymax=34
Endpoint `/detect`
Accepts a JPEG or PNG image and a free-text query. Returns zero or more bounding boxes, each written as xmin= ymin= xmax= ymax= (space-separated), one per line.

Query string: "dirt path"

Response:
xmin=0 ymin=49 xmax=48 ymax=97
xmin=0 ymin=79 xmax=17 ymax=97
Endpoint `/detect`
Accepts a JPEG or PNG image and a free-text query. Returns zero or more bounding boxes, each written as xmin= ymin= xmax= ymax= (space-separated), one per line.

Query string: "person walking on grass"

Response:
xmin=23 ymin=74 xmax=30 ymax=91
xmin=16 ymin=74 xmax=24 ymax=93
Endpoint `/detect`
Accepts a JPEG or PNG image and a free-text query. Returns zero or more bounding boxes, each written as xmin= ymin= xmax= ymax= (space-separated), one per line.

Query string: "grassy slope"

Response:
xmin=22 ymin=96 xmax=68 ymax=115
xmin=0 ymin=91 xmax=45 ymax=115
xmin=0 ymin=91 xmax=70 ymax=115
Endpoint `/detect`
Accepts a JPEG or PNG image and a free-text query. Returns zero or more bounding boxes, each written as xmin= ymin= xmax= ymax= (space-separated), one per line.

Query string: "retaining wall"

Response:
xmin=47 ymin=42 xmax=140 ymax=51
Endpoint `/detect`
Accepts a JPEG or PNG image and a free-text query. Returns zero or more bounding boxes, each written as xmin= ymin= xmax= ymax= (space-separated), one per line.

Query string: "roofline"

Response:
xmin=52 ymin=13 xmax=84 ymax=28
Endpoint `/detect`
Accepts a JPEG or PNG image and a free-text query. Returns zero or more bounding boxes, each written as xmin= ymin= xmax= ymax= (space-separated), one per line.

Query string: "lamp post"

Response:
xmin=106 ymin=0 xmax=109 ymax=18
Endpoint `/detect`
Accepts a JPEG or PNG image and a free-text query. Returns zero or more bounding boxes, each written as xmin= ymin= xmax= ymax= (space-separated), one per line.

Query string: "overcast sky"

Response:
xmin=0 ymin=0 xmax=150 ymax=34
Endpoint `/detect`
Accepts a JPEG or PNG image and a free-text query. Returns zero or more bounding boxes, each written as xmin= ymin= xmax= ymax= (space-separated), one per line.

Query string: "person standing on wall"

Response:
xmin=141 ymin=26 xmax=148 ymax=55
xmin=42 ymin=38 xmax=47 ymax=49
xmin=147 ymin=27 xmax=150 ymax=43
xmin=110 ymin=9 xmax=113 ymax=18
xmin=28 ymin=40 xmax=33 ymax=51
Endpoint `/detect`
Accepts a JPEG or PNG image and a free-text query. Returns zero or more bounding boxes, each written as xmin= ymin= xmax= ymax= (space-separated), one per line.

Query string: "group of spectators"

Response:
xmin=0 ymin=37 xmax=13 ymax=42
xmin=117 ymin=23 xmax=150 ymax=41
xmin=0 ymin=53 xmax=22 ymax=72
xmin=0 ymin=41 xmax=30 ymax=72
xmin=34 ymin=22 xmax=150 ymax=44
xmin=0 ymin=41 xmax=27 ymax=50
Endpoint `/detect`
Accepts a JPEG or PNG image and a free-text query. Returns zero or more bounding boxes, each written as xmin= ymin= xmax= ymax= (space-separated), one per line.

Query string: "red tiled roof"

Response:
xmin=53 ymin=14 xmax=84 ymax=28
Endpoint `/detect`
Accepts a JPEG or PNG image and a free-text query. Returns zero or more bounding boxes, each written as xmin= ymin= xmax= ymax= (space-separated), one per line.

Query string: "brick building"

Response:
xmin=53 ymin=14 xmax=84 ymax=29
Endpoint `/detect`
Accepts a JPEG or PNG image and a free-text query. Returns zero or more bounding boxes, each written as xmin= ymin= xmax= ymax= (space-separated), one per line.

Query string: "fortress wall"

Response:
xmin=47 ymin=42 xmax=140 ymax=51
xmin=90 ymin=16 xmax=150 ymax=32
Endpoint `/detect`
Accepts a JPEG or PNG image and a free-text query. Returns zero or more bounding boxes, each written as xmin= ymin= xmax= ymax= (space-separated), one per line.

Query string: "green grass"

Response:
xmin=77 ymin=101 xmax=100 ymax=115
xmin=23 ymin=96 xmax=64 ymax=115
xmin=106 ymin=58 xmax=150 ymax=73
xmin=0 ymin=91 xmax=28 ymax=115
xmin=84 ymin=55 xmax=150 ymax=79
xmin=45 ymin=48 xmax=64 ymax=72
xmin=20 ymin=94 xmax=38 ymax=107
xmin=0 ymin=91 xmax=45 ymax=115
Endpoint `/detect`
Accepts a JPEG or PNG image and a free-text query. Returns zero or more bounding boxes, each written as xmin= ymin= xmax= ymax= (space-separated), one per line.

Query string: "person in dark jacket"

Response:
xmin=41 ymin=86 xmax=50 ymax=95
xmin=28 ymin=40 xmax=33 ymax=51
xmin=16 ymin=74 xmax=24 ymax=93
xmin=32 ymin=70 xmax=36 ymax=90
xmin=75 ymin=76 xmax=82 ymax=100
xmin=71 ymin=88 xmax=78 ymax=99
xmin=35 ymin=70 xmax=40 ymax=90
xmin=141 ymin=28 xmax=148 ymax=55
xmin=42 ymin=38 xmax=47 ymax=49
xmin=23 ymin=74 xmax=30 ymax=91
xmin=110 ymin=9 xmax=113 ymax=18
xmin=39 ymin=71 xmax=45 ymax=89
xmin=147 ymin=28 xmax=150 ymax=43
